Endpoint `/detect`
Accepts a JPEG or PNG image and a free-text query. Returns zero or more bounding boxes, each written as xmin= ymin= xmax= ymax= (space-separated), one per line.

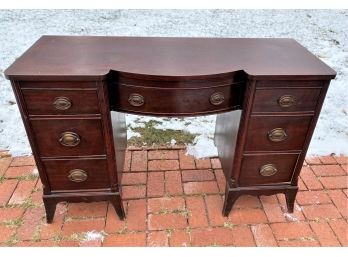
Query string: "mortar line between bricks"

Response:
xmin=128 ymin=150 xmax=133 ymax=173
xmin=248 ymin=224 xmax=258 ymax=246
xmin=308 ymin=219 xmax=337 ymax=247
xmin=203 ymin=193 xmax=215 ymax=228
xmin=146 ymin=150 xmax=148 ymax=173
xmin=144 ymin=156 xmax=149 ymax=238
xmin=145 ymin=192 xmax=149 ymax=245
xmin=327 ymin=219 xmax=345 ymax=246
xmin=180 ymin=167 xmax=192 ymax=246
xmin=55 ymin=202 xmax=67 ymax=245
xmin=9 ymin=202 xmax=26 ymax=246
xmin=124 ymin=192 xmax=231 ymax=201
xmin=268 ymin=222 xmax=280 ymax=247
xmin=6 ymin=178 xmax=19 ymax=206
xmin=103 ymin=202 xmax=110 ymax=234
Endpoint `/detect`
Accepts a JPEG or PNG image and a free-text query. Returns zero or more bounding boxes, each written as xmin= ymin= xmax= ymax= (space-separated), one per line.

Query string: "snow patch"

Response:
xmin=83 ymin=231 xmax=104 ymax=242
xmin=284 ymin=213 xmax=299 ymax=222
xmin=187 ymin=135 xmax=218 ymax=159
xmin=32 ymin=167 xmax=38 ymax=175
xmin=0 ymin=10 xmax=347 ymax=157
xmin=170 ymin=139 xmax=176 ymax=146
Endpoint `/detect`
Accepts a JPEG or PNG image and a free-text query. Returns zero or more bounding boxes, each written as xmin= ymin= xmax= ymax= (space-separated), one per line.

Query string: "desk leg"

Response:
xmin=110 ymin=194 xmax=126 ymax=220
xmin=215 ymin=111 xmax=242 ymax=217
xmin=222 ymin=184 xmax=241 ymax=216
xmin=285 ymin=188 xmax=298 ymax=213
xmin=43 ymin=197 xmax=57 ymax=224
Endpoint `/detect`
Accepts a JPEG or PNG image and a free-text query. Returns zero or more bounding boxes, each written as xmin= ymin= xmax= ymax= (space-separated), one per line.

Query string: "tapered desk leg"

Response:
xmin=285 ymin=188 xmax=298 ymax=213
xmin=222 ymin=184 xmax=241 ymax=216
xmin=111 ymin=194 xmax=126 ymax=220
xmin=43 ymin=197 xmax=57 ymax=224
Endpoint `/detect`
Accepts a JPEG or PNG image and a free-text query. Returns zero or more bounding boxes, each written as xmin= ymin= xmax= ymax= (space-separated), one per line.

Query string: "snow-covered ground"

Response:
xmin=0 ymin=10 xmax=347 ymax=157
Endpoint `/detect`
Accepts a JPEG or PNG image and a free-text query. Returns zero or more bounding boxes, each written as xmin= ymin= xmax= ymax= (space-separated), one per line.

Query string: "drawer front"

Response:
xmin=252 ymin=88 xmax=321 ymax=113
xmin=113 ymin=83 xmax=243 ymax=115
xmin=22 ymin=88 xmax=100 ymax=115
xmin=245 ymin=115 xmax=312 ymax=151
xmin=30 ymin=118 xmax=106 ymax=157
xmin=238 ymin=154 xmax=299 ymax=186
xmin=42 ymin=158 xmax=110 ymax=191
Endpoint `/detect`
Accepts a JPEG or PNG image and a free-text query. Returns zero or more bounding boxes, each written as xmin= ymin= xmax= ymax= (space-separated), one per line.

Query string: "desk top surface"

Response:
xmin=5 ymin=36 xmax=336 ymax=80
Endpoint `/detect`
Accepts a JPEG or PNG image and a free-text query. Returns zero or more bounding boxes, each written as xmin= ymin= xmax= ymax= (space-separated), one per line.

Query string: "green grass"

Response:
xmin=17 ymin=174 xmax=39 ymax=181
xmin=5 ymin=234 xmax=19 ymax=246
xmin=128 ymin=120 xmax=196 ymax=147
xmin=1 ymin=218 xmax=23 ymax=228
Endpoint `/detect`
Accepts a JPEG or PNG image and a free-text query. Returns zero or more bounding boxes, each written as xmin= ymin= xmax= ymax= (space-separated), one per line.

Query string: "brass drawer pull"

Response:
xmin=267 ymin=128 xmax=288 ymax=142
xmin=53 ymin=96 xmax=72 ymax=110
xmin=128 ymin=93 xmax=144 ymax=107
xmin=278 ymin=95 xmax=296 ymax=108
xmin=210 ymin=92 xmax=225 ymax=105
xmin=68 ymin=169 xmax=88 ymax=182
xmin=59 ymin=132 xmax=81 ymax=147
xmin=260 ymin=164 xmax=278 ymax=177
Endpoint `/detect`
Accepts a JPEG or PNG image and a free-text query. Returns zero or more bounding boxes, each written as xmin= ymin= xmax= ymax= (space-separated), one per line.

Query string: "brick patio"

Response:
xmin=0 ymin=149 xmax=347 ymax=247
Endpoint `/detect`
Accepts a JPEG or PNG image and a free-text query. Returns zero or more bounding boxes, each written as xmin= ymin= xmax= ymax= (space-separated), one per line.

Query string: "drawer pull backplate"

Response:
xmin=53 ymin=96 xmax=72 ymax=110
xmin=278 ymin=95 xmax=296 ymax=108
xmin=260 ymin=164 xmax=278 ymax=177
xmin=68 ymin=169 xmax=88 ymax=182
xmin=128 ymin=93 xmax=145 ymax=107
xmin=210 ymin=92 xmax=225 ymax=105
xmin=59 ymin=132 xmax=81 ymax=147
xmin=268 ymin=128 xmax=288 ymax=142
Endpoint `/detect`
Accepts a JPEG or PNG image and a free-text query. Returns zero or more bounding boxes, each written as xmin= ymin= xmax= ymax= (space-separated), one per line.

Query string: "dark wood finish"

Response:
xmin=21 ymin=87 xmax=100 ymax=115
xmin=244 ymin=115 xmax=313 ymax=151
xmin=238 ymin=153 xmax=300 ymax=186
xmin=5 ymin=36 xmax=335 ymax=223
xmin=113 ymin=81 xmax=244 ymax=116
xmin=4 ymin=36 xmax=335 ymax=80
xmin=220 ymin=79 xmax=332 ymax=216
xmin=215 ymin=110 xmax=242 ymax=179
xmin=110 ymin=111 xmax=127 ymax=186
xmin=43 ymin=191 xmax=125 ymax=223
xmin=289 ymin=81 xmax=331 ymax=185
xmin=252 ymin=87 xmax=322 ymax=113
xmin=42 ymin=158 xmax=110 ymax=191
xmin=223 ymin=184 xmax=298 ymax=216
xmin=30 ymin=118 xmax=106 ymax=157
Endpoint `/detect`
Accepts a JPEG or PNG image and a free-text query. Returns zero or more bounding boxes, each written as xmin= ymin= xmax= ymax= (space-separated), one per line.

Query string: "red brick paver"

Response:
xmin=0 ymin=150 xmax=347 ymax=247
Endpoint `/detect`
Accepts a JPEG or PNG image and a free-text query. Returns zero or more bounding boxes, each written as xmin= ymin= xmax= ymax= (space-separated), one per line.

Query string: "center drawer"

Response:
xmin=30 ymin=118 xmax=106 ymax=157
xmin=113 ymin=83 xmax=243 ymax=115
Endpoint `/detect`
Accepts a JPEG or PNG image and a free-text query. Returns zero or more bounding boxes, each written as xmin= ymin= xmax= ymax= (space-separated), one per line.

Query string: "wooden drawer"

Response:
xmin=252 ymin=87 xmax=322 ymax=113
xmin=42 ymin=158 xmax=110 ymax=191
xmin=238 ymin=153 xmax=299 ymax=186
xmin=30 ymin=118 xmax=106 ymax=157
xmin=22 ymin=88 xmax=100 ymax=115
xmin=245 ymin=115 xmax=312 ymax=151
xmin=113 ymin=83 xmax=243 ymax=116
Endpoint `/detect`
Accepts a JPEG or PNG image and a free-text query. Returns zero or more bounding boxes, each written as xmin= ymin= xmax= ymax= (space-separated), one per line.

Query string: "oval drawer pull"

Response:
xmin=259 ymin=164 xmax=278 ymax=177
xmin=278 ymin=95 xmax=296 ymax=108
xmin=59 ymin=132 xmax=81 ymax=147
xmin=267 ymin=128 xmax=288 ymax=142
xmin=53 ymin=96 xmax=72 ymax=110
xmin=68 ymin=169 xmax=88 ymax=182
xmin=210 ymin=92 xmax=225 ymax=105
xmin=128 ymin=93 xmax=144 ymax=107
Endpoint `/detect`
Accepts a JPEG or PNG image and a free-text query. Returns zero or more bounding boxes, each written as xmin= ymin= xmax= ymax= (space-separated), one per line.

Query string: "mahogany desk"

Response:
xmin=5 ymin=36 xmax=336 ymax=223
